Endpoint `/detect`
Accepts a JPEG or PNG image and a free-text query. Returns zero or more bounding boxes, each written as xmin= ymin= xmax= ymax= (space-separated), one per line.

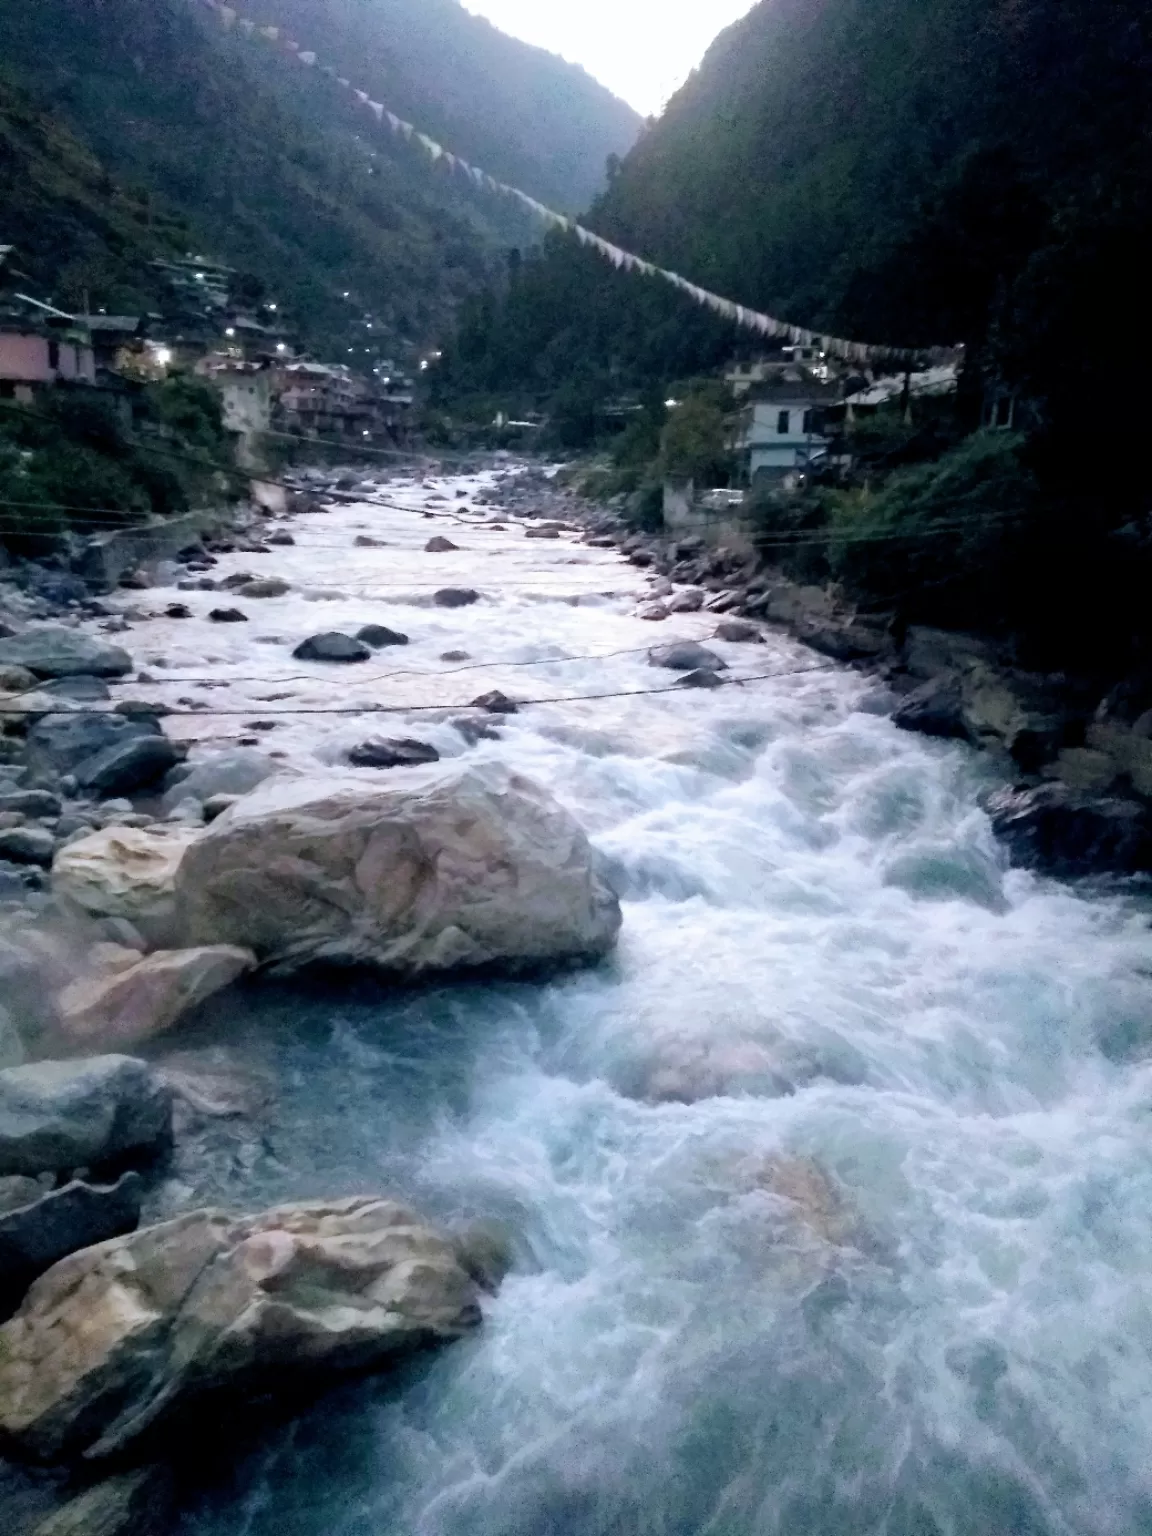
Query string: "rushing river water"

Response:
xmin=45 ymin=471 xmax=1152 ymax=1533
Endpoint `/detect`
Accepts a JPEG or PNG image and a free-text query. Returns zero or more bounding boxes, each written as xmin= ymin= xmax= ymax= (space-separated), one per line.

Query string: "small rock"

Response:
xmin=892 ymin=675 xmax=966 ymax=740
xmin=219 ymin=572 xmax=256 ymax=590
xmin=164 ymin=603 xmax=192 ymax=619
xmin=667 ymin=589 xmax=704 ymax=613
xmin=202 ymin=793 xmax=239 ymax=822
xmin=114 ymin=700 xmax=173 ymax=720
xmin=235 ymin=578 xmax=291 ymax=599
xmin=354 ymin=535 xmax=387 ymax=547
xmin=208 ymin=608 xmax=248 ymax=623
xmin=524 ymin=527 xmax=560 ymax=539
xmin=292 ymin=632 xmax=372 ymax=664
xmin=638 ymin=604 xmax=670 ymax=621
xmin=450 ymin=713 xmax=502 ymax=744
xmin=470 ymin=690 xmax=519 ymax=714
xmin=267 ymin=530 xmax=295 ymax=546
xmin=74 ymin=736 xmax=180 ymax=801
xmin=0 ymin=827 xmax=55 ymax=866
xmin=356 ymin=624 xmax=409 ymax=648
xmin=0 ymin=790 xmax=61 ymax=819
xmin=433 ymin=588 xmax=479 ymax=608
xmin=425 ymin=536 xmax=459 ymax=553
xmin=714 ymin=620 xmax=762 ymax=643
xmin=648 ymin=642 xmax=727 ymax=673
xmin=348 ymin=739 xmax=441 ymax=770
xmin=0 ymin=665 xmax=38 ymax=692
xmin=676 ymin=668 xmax=725 ymax=690
xmin=440 ymin=650 xmax=470 ymax=662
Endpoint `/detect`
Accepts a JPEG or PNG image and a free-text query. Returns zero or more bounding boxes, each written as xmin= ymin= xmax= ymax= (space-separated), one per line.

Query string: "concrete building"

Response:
xmin=738 ymin=379 xmax=840 ymax=480
xmin=0 ymin=325 xmax=96 ymax=400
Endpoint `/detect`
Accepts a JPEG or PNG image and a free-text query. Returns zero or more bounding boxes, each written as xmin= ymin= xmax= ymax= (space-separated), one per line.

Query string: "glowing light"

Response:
xmin=276 ymin=343 xmax=287 ymax=354
xmin=225 ymin=327 xmax=236 ymax=338
xmin=151 ymin=345 xmax=173 ymax=367
xmin=665 ymin=398 xmax=679 ymax=408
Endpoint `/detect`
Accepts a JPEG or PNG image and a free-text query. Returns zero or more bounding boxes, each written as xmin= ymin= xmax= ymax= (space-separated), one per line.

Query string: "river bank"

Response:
xmin=1 ymin=462 xmax=1152 ymax=1534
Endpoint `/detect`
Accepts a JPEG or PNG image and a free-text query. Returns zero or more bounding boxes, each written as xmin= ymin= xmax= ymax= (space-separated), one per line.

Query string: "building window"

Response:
xmin=47 ymin=340 xmax=60 ymax=372
xmin=777 ymin=409 xmax=790 ymax=435
xmin=802 ymin=409 xmax=814 ymax=434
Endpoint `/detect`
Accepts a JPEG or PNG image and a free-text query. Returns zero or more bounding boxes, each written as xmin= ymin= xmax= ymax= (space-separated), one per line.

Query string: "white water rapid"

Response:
xmin=109 ymin=471 xmax=1152 ymax=1535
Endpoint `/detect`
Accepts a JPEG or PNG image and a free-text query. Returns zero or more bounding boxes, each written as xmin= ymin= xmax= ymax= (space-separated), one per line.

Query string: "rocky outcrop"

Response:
xmin=356 ymin=624 xmax=408 ymax=648
xmin=52 ymin=826 xmax=197 ymax=944
xmin=24 ymin=714 xmax=163 ymax=781
xmin=0 ymin=630 xmax=132 ymax=680
xmin=984 ymin=783 xmax=1152 ymax=876
xmin=174 ymin=761 xmax=622 ymax=974
xmin=0 ymin=1196 xmax=483 ymax=1461
xmin=347 ymin=739 xmax=440 ymax=770
xmin=56 ymin=947 xmax=256 ymax=1049
xmin=0 ymin=1057 xmax=172 ymax=1178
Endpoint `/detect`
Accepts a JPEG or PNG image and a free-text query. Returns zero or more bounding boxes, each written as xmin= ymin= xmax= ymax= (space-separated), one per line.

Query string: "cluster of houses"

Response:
xmin=0 ymin=248 xmax=415 ymax=466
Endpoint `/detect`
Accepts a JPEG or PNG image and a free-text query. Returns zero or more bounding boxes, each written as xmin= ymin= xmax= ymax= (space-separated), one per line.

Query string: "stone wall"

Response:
xmin=662 ymin=482 xmax=757 ymax=557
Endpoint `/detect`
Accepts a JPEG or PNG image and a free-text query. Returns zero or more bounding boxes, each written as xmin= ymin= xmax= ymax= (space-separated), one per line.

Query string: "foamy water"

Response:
xmin=102 ymin=471 xmax=1152 ymax=1535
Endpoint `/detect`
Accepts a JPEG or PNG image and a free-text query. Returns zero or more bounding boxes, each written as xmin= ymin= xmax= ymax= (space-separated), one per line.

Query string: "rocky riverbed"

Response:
xmin=1 ymin=463 xmax=1152 ymax=1534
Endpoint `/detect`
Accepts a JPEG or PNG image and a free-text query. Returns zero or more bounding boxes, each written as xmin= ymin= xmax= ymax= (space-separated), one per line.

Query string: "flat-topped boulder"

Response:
xmin=175 ymin=760 xmax=622 ymax=974
xmin=0 ymin=630 xmax=132 ymax=680
xmin=648 ymin=641 xmax=727 ymax=673
xmin=291 ymin=631 xmax=372 ymax=663
xmin=0 ymin=1196 xmax=482 ymax=1461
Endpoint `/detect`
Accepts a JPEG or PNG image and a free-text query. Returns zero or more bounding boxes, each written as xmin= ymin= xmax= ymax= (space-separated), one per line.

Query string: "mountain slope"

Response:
xmin=0 ymin=0 xmax=638 ymax=354
xmin=248 ymin=0 xmax=641 ymax=212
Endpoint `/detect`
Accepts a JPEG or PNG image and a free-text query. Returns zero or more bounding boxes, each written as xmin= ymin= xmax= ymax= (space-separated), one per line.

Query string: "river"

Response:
xmin=64 ymin=471 xmax=1152 ymax=1532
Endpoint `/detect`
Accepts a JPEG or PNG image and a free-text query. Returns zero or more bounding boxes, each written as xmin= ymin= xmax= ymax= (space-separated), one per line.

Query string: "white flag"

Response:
xmin=259 ymin=25 xmax=279 ymax=40
xmin=238 ymin=17 xmax=255 ymax=34
xmin=299 ymin=51 xmax=317 ymax=65
xmin=369 ymin=101 xmax=384 ymax=120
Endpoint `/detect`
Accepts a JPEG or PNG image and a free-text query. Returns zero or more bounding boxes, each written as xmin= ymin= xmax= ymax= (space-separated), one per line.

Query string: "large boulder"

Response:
xmin=0 ymin=1172 xmax=143 ymax=1316
xmin=25 ymin=714 xmax=161 ymax=780
xmin=160 ymin=748 xmax=280 ymax=813
xmin=174 ymin=761 xmax=622 ymax=974
xmin=0 ymin=1196 xmax=482 ymax=1461
xmin=892 ymin=675 xmax=967 ymax=739
xmin=0 ymin=1056 xmax=172 ymax=1178
xmin=28 ymin=1466 xmax=174 ymax=1536
xmin=57 ymin=946 xmax=256 ymax=1049
xmin=0 ymin=630 xmax=132 ymax=681
xmin=73 ymin=735 xmax=180 ymax=800
xmin=52 ymin=826 xmax=197 ymax=944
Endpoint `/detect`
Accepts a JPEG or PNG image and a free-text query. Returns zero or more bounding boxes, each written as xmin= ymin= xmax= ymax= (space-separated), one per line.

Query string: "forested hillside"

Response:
xmin=0 ymin=0 xmax=638 ymax=355
xmin=441 ymin=0 xmax=1149 ymax=497
xmin=246 ymin=0 xmax=641 ymax=214
xmin=437 ymin=0 xmax=1152 ymax=668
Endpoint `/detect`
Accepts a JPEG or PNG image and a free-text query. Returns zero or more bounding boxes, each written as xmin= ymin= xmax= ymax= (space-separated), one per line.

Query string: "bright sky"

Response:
xmin=463 ymin=0 xmax=758 ymax=116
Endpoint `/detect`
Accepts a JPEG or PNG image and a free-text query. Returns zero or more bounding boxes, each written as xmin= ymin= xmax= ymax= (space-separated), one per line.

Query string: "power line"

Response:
xmin=0 ymin=660 xmax=839 ymax=720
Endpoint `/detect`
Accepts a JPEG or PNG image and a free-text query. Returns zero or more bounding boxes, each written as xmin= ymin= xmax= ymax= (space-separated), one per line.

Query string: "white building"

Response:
xmin=738 ymin=382 xmax=839 ymax=480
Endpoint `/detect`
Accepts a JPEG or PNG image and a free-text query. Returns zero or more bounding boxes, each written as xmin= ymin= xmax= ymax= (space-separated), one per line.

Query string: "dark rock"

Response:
xmin=0 ymin=1172 xmax=144 ymax=1316
xmin=425 ymin=536 xmax=459 ymax=553
xmin=74 ymin=735 xmax=180 ymax=800
xmin=114 ymin=700 xmax=173 ymax=721
xmin=25 ymin=712 xmax=161 ymax=779
xmin=433 ymin=589 xmax=479 ymax=608
xmin=470 ymin=690 xmax=519 ymax=714
xmin=0 ymin=790 xmax=61 ymax=819
xmin=628 ymin=550 xmax=654 ymax=567
xmin=291 ymin=632 xmax=372 ymax=664
xmin=356 ymin=624 xmax=409 ymax=648
xmin=648 ymin=642 xmax=727 ymax=673
xmin=714 ymin=620 xmax=762 ymax=643
xmin=235 ymin=579 xmax=291 ymax=599
xmin=354 ymin=535 xmax=387 ymax=548
xmin=219 ymin=572 xmax=256 ymax=590
xmin=525 ymin=528 xmax=560 ymax=539
xmin=39 ymin=675 xmax=111 ymax=702
xmin=0 ymin=1055 xmax=173 ymax=1178
xmin=267 ymin=530 xmax=295 ymax=546
xmin=440 ymin=650 xmax=470 ymax=662
xmin=347 ymin=739 xmax=441 ymax=769
xmin=164 ymin=604 xmax=192 ymax=619
xmin=450 ymin=713 xmax=502 ymax=744
xmin=28 ymin=1466 xmax=175 ymax=1536
xmin=985 ymin=783 xmax=1152 ymax=876
xmin=0 ymin=828 xmax=55 ymax=866
xmin=675 ymin=668 xmax=725 ymax=690
xmin=892 ymin=675 xmax=967 ymax=739
xmin=208 ymin=608 xmax=248 ymax=624
xmin=117 ymin=571 xmax=149 ymax=591
xmin=795 ymin=618 xmax=891 ymax=662
xmin=0 ymin=630 xmax=132 ymax=681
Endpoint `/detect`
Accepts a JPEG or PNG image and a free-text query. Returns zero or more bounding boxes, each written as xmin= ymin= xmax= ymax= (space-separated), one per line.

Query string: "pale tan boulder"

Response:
xmin=56 ymin=946 xmax=256 ymax=1048
xmin=51 ymin=826 xmax=198 ymax=945
xmin=0 ymin=1196 xmax=482 ymax=1461
xmin=174 ymin=760 xmax=621 ymax=974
